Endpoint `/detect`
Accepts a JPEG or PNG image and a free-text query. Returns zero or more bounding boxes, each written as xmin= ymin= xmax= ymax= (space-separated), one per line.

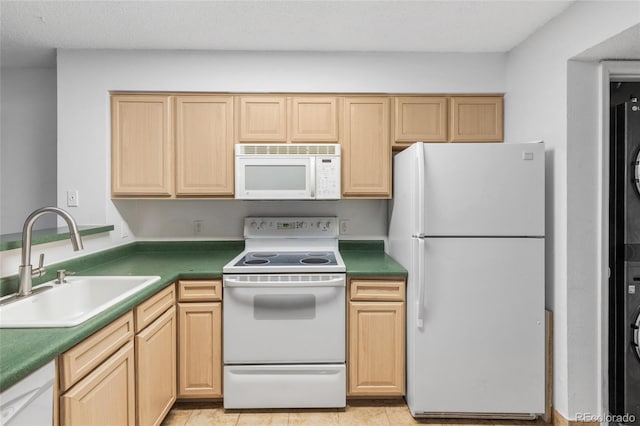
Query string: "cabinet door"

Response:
xmin=449 ymin=96 xmax=503 ymax=142
xmin=60 ymin=341 xmax=135 ymax=426
xmin=175 ymin=96 xmax=234 ymax=196
xmin=341 ymin=97 xmax=391 ymax=198
xmin=111 ymin=95 xmax=173 ymax=197
xmin=237 ymin=96 xmax=287 ymax=142
xmin=136 ymin=306 xmax=176 ymax=426
xmin=289 ymin=96 xmax=339 ymax=142
xmin=348 ymin=301 xmax=405 ymax=396
xmin=393 ymin=96 xmax=447 ymax=147
xmin=177 ymin=302 xmax=222 ymax=398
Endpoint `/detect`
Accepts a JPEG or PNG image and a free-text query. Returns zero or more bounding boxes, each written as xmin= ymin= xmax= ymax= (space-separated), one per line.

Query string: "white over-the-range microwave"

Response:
xmin=235 ymin=144 xmax=341 ymax=200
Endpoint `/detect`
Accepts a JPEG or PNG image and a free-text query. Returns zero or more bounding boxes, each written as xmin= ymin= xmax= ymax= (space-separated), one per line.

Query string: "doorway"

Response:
xmin=608 ymin=80 xmax=640 ymax=421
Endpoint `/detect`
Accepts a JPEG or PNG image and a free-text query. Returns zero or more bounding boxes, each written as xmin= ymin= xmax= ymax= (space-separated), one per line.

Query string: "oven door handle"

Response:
xmin=224 ymin=276 xmax=345 ymax=288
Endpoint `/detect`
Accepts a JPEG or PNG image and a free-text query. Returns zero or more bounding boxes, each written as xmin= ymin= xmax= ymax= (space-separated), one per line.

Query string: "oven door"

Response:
xmin=223 ymin=274 xmax=345 ymax=364
xmin=235 ymin=156 xmax=314 ymax=199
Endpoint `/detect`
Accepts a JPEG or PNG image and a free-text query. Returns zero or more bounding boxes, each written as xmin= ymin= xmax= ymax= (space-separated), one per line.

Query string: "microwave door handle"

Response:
xmin=309 ymin=157 xmax=316 ymax=198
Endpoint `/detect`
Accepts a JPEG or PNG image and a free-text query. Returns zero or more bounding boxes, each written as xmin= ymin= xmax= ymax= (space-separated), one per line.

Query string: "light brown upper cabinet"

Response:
xmin=288 ymin=96 xmax=339 ymax=142
xmin=449 ymin=96 xmax=503 ymax=142
xmin=236 ymin=95 xmax=339 ymax=143
xmin=236 ymin=96 xmax=287 ymax=142
xmin=111 ymin=92 xmax=503 ymax=199
xmin=175 ymin=96 xmax=235 ymax=197
xmin=341 ymin=97 xmax=391 ymax=198
xmin=111 ymin=95 xmax=173 ymax=197
xmin=392 ymin=96 xmax=448 ymax=149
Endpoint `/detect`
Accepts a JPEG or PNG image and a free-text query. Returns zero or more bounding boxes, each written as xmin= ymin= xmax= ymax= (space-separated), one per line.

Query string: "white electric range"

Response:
xmin=222 ymin=217 xmax=346 ymax=409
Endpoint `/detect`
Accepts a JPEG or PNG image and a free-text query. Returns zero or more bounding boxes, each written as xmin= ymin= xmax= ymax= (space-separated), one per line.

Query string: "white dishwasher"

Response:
xmin=0 ymin=361 xmax=54 ymax=426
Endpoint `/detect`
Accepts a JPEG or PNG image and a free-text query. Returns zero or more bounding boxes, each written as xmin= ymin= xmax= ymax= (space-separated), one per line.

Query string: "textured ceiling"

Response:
xmin=1 ymin=0 xmax=577 ymax=68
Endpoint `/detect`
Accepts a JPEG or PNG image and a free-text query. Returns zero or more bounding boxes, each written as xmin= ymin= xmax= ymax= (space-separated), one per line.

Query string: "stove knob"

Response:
xmin=259 ymin=221 xmax=266 ymax=230
xmin=325 ymin=221 xmax=332 ymax=230
xmin=249 ymin=221 xmax=258 ymax=230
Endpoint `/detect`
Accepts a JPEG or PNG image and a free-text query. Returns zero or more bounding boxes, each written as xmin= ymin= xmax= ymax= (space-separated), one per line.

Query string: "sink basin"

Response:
xmin=0 ymin=276 xmax=161 ymax=328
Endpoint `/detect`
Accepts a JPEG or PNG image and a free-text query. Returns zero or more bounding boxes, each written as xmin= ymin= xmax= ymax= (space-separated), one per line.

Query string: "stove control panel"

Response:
xmin=244 ymin=217 xmax=338 ymax=238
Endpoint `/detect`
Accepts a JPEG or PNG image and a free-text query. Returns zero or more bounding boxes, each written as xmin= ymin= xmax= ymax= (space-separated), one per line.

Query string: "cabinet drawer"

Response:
xmin=350 ymin=279 xmax=405 ymax=301
xmin=135 ymin=284 xmax=176 ymax=333
xmin=178 ymin=280 xmax=222 ymax=302
xmin=59 ymin=312 xmax=134 ymax=391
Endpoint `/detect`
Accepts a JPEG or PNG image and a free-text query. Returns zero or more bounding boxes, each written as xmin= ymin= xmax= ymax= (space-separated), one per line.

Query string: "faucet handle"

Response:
xmin=32 ymin=253 xmax=46 ymax=278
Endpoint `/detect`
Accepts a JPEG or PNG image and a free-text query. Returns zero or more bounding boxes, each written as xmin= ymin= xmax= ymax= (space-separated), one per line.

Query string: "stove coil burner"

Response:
xmin=300 ymin=258 xmax=331 ymax=265
xmin=244 ymin=259 xmax=270 ymax=265
xmin=252 ymin=253 xmax=278 ymax=258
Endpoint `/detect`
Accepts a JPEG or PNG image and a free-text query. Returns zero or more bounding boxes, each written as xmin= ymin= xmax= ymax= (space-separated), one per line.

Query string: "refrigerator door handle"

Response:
xmin=416 ymin=237 xmax=426 ymax=329
xmin=415 ymin=142 xmax=426 ymax=236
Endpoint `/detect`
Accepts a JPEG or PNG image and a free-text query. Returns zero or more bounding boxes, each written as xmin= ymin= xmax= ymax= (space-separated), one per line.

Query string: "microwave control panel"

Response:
xmin=315 ymin=157 xmax=341 ymax=199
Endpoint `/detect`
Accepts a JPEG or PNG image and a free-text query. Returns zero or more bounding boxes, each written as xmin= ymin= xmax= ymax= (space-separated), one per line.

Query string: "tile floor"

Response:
xmin=161 ymin=400 xmax=548 ymax=426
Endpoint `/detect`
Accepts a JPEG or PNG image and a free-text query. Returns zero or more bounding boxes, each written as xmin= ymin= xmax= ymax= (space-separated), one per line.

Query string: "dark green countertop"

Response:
xmin=0 ymin=225 xmax=115 ymax=251
xmin=339 ymin=240 xmax=407 ymax=276
xmin=0 ymin=240 xmax=405 ymax=391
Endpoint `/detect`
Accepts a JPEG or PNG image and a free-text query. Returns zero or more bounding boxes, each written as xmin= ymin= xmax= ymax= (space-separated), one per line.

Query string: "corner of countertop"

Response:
xmin=338 ymin=240 xmax=385 ymax=252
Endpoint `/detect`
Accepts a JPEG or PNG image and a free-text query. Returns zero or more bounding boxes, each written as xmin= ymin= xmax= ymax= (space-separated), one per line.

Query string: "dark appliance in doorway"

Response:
xmin=609 ymin=84 xmax=640 ymax=424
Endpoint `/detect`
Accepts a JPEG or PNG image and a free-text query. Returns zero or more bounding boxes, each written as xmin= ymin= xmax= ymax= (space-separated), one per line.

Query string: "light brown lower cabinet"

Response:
xmin=60 ymin=340 xmax=136 ymax=425
xmin=134 ymin=284 xmax=177 ymax=425
xmin=135 ymin=305 xmax=177 ymax=426
xmin=348 ymin=277 xmax=406 ymax=397
xmin=59 ymin=312 xmax=136 ymax=425
xmin=177 ymin=280 xmax=223 ymax=399
xmin=58 ymin=285 xmax=177 ymax=426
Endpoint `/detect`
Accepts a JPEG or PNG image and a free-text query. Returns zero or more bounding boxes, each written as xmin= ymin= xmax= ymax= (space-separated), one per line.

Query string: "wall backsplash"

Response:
xmin=113 ymin=199 xmax=388 ymax=240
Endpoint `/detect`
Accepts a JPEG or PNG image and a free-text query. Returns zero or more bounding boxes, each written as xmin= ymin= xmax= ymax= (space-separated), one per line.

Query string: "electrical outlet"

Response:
xmin=339 ymin=219 xmax=349 ymax=235
xmin=193 ymin=220 xmax=204 ymax=234
xmin=121 ymin=221 xmax=129 ymax=238
xmin=67 ymin=190 xmax=79 ymax=207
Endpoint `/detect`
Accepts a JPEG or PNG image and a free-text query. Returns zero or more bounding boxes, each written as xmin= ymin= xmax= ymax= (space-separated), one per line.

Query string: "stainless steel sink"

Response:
xmin=0 ymin=276 xmax=161 ymax=328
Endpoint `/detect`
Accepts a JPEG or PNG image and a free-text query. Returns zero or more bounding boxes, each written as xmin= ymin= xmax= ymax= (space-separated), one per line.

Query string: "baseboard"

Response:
xmin=553 ymin=408 xmax=600 ymax=426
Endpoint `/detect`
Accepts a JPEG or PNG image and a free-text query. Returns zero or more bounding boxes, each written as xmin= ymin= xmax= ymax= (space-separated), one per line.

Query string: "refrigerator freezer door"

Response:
xmin=420 ymin=143 xmax=545 ymax=237
xmin=389 ymin=143 xmax=422 ymax=241
xmin=407 ymin=237 xmax=545 ymax=416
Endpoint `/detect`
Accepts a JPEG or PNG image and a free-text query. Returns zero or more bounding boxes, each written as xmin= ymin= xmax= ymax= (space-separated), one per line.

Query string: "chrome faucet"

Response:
xmin=17 ymin=207 xmax=84 ymax=297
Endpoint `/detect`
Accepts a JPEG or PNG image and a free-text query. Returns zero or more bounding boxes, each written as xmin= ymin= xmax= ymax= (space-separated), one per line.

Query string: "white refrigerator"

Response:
xmin=389 ymin=142 xmax=545 ymax=418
